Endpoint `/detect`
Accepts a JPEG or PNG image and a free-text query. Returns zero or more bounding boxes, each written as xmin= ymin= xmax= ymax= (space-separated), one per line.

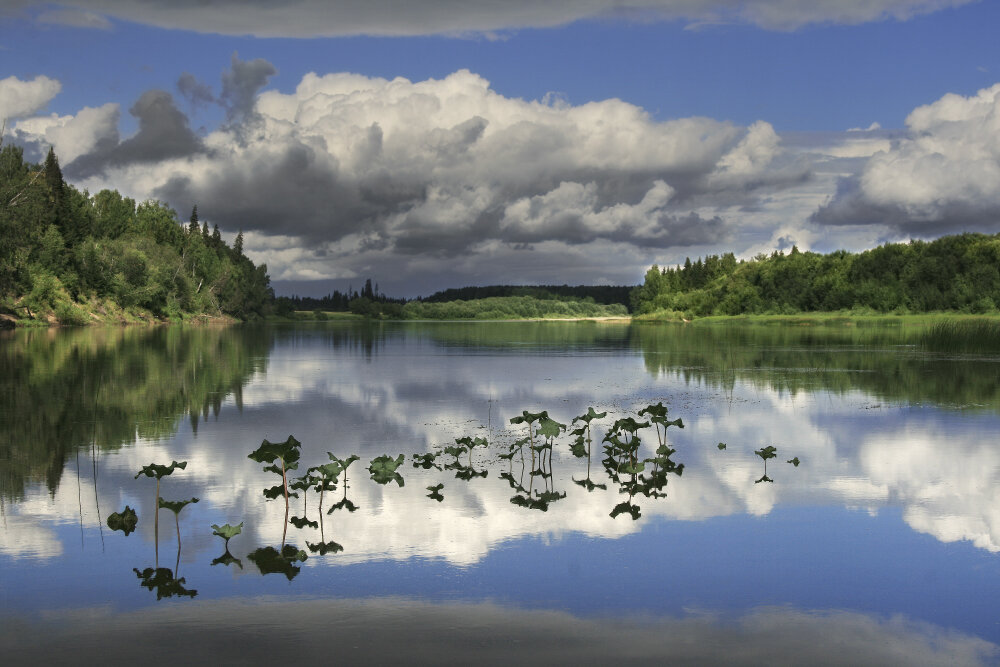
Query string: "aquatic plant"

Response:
xmin=426 ymin=483 xmax=444 ymax=502
xmin=412 ymin=452 xmax=441 ymax=469
xmin=107 ymin=506 xmax=138 ymax=536
xmin=510 ymin=410 xmax=548 ymax=466
xmin=787 ymin=457 xmax=800 ymax=467
xmin=637 ymin=402 xmax=684 ymax=450
xmin=307 ymin=540 xmax=344 ymax=555
xmin=211 ymin=522 xmax=244 ymax=548
xmin=134 ymin=460 xmax=187 ymax=550
xmin=921 ymin=319 xmax=1000 ymax=354
xmin=248 ymin=435 xmax=302 ymax=546
xmin=368 ymin=454 xmax=405 ymax=486
xmin=755 ymin=445 xmax=778 ymax=483
xmin=310 ymin=460 xmax=343 ymax=515
xmin=211 ymin=522 xmax=244 ymax=569
xmin=247 ymin=545 xmax=308 ymax=581
xmin=134 ymin=566 xmax=197 ymax=600
xmin=158 ymin=497 xmax=199 ymax=548
xmin=718 ymin=442 xmax=727 ymax=450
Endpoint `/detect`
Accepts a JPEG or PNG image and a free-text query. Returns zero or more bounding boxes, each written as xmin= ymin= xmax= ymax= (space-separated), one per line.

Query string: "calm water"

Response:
xmin=2 ymin=321 xmax=1000 ymax=665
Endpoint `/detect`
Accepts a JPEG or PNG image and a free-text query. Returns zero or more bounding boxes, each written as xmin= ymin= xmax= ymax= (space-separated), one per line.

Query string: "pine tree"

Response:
xmin=188 ymin=205 xmax=200 ymax=235
xmin=233 ymin=230 xmax=244 ymax=257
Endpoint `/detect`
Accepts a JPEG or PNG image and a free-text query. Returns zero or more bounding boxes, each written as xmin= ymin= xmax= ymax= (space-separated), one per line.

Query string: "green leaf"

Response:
xmin=573 ymin=406 xmax=607 ymax=424
xmin=157 ymin=497 xmax=199 ymax=514
xmin=717 ymin=442 xmax=727 ymax=450
xmin=211 ymin=522 xmax=243 ymax=541
xmin=248 ymin=435 xmax=302 ymax=467
xmin=307 ymin=540 xmax=344 ymax=555
xmin=537 ymin=416 xmax=566 ymax=440
xmin=107 ymin=506 xmax=138 ymax=535
xmin=755 ymin=445 xmax=778 ymax=461
xmin=787 ymin=457 xmax=801 ymax=467
xmin=134 ymin=460 xmax=187 ymax=480
xmin=368 ymin=454 xmax=405 ymax=474
xmin=247 ymin=545 xmax=308 ymax=581
xmin=134 ymin=567 xmax=197 ymax=599
xmin=289 ymin=515 xmax=318 ymax=530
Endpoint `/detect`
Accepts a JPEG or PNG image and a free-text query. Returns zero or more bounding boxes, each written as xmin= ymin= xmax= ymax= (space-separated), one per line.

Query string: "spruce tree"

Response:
xmin=188 ymin=205 xmax=200 ymax=235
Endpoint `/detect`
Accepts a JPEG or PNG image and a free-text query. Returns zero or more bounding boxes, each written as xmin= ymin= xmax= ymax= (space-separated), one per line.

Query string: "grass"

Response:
xmin=921 ymin=318 xmax=1000 ymax=353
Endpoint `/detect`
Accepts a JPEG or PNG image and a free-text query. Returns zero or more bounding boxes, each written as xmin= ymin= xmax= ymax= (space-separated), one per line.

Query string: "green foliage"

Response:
xmin=368 ymin=454 xmax=405 ymax=486
xmin=0 ymin=145 xmax=272 ymax=322
xmin=755 ymin=446 xmax=778 ymax=461
xmin=134 ymin=567 xmax=197 ymax=599
xmin=135 ymin=460 xmax=187 ymax=480
xmin=211 ymin=522 xmax=244 ymax=543
xmin=107 ymin=506 xmax=138 ymax=535
xmin=158 ymin=497 xmax=199 ymax=514
xmin=247 ymin=545 xmax=308 ymax=580
xmin=403 ymin=295 xmax=628 ymax=320
xmin=717 ymin=442 xmax=727 ymax=450
xmin=787 ymin=457 xmax=801 ymax=467
xmin=248 ymin=435 xmax=302 ymax=473
xmin=633 ymin=234 xmax=1000 ymax=317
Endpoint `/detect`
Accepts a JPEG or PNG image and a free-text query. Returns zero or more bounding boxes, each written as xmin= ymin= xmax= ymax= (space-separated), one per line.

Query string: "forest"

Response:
xmin=0 ymin=143 xmax=273 ymax=326
xmin=631 ymin=234 xmax=1000 ymax=318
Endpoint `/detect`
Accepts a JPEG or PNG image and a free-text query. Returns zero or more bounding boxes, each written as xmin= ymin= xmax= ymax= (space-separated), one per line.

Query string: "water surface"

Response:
xmin=2 ymin=321 xmax=999 ymax=665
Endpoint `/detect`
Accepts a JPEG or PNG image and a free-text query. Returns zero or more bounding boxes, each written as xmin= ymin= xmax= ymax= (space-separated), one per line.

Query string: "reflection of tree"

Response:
xmin=0 ymin=325 xmax=270 ymax=502
xmin=633 ymin=322 xmax=1000 ymax=411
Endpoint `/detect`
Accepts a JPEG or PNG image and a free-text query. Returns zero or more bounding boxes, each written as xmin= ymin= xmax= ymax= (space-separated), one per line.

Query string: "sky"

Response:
xmin=1 ymin=0 xmax=998 ymax=298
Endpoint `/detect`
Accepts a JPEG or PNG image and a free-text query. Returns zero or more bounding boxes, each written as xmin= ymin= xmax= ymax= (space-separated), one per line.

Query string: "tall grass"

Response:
xmin=921 ymin=319 xmax=1000 ymax=353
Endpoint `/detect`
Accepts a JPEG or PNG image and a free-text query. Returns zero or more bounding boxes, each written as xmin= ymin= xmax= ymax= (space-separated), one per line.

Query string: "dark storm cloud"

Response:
xmin=9 ymin=1 xmax=977 ymax=36
xmin=220 ymin=53 xmax=277 ymax=128
xmin=67 ymin=89 xmax=203 ymax=177
xmin=177 ymin=72 xmax=216 ymax=111
xmin=812 ymin=175 xmax=1000 ymax=236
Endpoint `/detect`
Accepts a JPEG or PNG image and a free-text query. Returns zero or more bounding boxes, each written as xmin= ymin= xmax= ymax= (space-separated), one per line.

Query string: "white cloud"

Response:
xmin=0 ymin=75 xmax=61 ymax=122
xmin=814 ymin=82 xmax=1000 ymax=231
xmin=13 ymin=103 xmax=119 ymax=163
xmin=66 ymin=67 xmax=806 ymax=289
xmin=8 ymin=0 xmax=977 ymax=36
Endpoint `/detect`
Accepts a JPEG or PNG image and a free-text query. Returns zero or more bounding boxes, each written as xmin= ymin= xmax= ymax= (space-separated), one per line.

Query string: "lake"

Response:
xmin=2 ymin=320 xmax=1000 ymax=665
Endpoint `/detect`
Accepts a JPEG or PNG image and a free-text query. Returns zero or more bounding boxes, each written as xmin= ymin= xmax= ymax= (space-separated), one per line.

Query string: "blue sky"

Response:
xmin=2 ymin=1 xmax=999 ymax=297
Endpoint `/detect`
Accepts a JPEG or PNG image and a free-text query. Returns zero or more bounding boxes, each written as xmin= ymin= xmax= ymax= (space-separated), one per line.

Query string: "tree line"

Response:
xmin=631 ymin=234 xmax=1000 ymax=317
xmin=0 ymin=142 xmax=273 ymax=324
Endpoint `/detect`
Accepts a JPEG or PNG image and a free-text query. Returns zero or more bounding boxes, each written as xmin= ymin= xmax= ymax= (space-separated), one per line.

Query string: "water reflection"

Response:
xmin=2 ymin=599 xmax=995 ymax=666
xmin=4 ymin=321 xmax=1000 ymax=655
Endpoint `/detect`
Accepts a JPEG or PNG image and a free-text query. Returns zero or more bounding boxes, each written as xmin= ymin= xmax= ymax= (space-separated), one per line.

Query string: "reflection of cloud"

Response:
xmin=860 ymin=429 xmax=1000 ymax=552
xmin=0 ymin=515 xmax=63 ymax=560
xmin=3 ymin=599 xmax=995 ymax=665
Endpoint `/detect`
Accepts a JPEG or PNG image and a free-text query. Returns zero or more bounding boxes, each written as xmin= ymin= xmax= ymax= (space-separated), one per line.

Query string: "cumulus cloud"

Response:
xmin=61 ymin=66 xmax=807 ymax=287
xmin=5 ymin=0 xmax=977 ymax=36
xmin=0 ymin=75 xmax=61 ymax=123
xmin=68 ymin=89 xmax=203 ymax=177
xmin=813 ymin=83 xmax=1000 ymax=234
xmin=36 ymin=7 xmax=111 ymax=29
xmin=12 ymin=103 xmax=119 ymax=163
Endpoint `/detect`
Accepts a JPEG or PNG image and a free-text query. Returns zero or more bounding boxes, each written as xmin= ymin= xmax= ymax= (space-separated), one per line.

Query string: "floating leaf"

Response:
xmin=107 ymin=506 xmax=138 ymax=535
xmin=211 ymin=522 xmax=243 ymax=542
xmin=289 ymin=515 xmax=319 ymax=530
xmin=610 ymin=501 xmax=641 ymax=521
xmin=787 ymin=457 xmax=801 ymax=467
xmin=717 ymin=442 xmax=727 ymax=450
xmin=755 ymin=474 xmax=774 ymax=484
